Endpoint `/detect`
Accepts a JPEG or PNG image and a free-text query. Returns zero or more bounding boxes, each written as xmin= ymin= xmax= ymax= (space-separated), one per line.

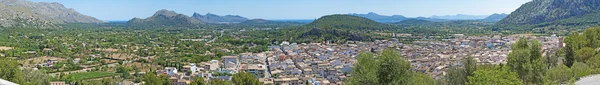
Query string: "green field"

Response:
xmin=64 ymin=72 xmax=120 ymax=80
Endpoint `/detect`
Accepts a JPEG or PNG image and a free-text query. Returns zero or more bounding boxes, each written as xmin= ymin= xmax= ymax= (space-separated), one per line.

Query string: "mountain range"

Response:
xmin=4 ymin=0 xmax=600 ymax=31
xmin=429 ymin=14 xmax=488 ymax=20
xmin=348 ymin=12 xmax=408 ymax=23
xmin=127 ymin=9 xmax=202 ymax=27
xmin=348 ymin=12 xmax=508 ymax=23
xmin=0 ymin=0 xmax=103 ymax=28
xmin=191 ymin=13 xmax=249 ymax=24
xmin=482 ymin=13 xmax=509 ymax=22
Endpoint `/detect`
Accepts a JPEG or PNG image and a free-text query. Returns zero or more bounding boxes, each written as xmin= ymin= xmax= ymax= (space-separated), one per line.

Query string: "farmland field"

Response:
xmin=63 ymin=72 xmax=120 ymax=80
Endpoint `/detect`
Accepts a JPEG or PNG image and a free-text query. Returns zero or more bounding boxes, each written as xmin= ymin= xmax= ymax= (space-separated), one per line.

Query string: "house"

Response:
xmin=182 ymin=63 xmax=198 ymax=73
xmin=222 ymin=56 xmax=238 ymax=68
xmin=165 ymin=67 xmax=178 ymax=76
xmin=274 ymin=77 xmax=302 ymax=85
xmin=241 ymin=64 xmax=266 ymax=78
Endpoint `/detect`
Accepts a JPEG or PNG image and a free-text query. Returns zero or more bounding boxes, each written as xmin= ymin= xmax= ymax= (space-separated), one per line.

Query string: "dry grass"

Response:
xmin=95 ymin=48 xmax=119 ymax=52
xmin=0 ymin=46 xmax=13 ymax=51
xmin=122 ymin=62 xmax=161 ymax=72
xmin=21 ymin=56 xmax=66 ymax=67
xmin=107 ymin=53 xmax=137 ymax=60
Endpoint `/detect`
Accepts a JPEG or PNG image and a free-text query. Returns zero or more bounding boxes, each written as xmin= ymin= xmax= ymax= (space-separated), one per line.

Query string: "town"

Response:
xmin=128 ymin=34 xmax=564 ymax=85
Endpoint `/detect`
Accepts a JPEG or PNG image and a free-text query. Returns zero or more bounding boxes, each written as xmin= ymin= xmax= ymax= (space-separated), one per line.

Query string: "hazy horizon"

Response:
xmin=31 ymin=0 xmax=531 ymax=21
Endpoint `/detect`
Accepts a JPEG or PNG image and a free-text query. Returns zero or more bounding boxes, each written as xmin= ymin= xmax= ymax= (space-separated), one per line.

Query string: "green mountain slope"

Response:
xmin=289 ymin=15 xmax=393 ymax=42
xmin=307 ymin=14 xmax=395 ymax=31
xmin=498 ymin=0 xmax=600 ymax=29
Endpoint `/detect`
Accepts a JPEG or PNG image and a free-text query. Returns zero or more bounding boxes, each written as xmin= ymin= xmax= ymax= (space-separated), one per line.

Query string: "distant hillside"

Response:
xmin=348 ymin=12 xmax=407 ymax=23
xmin=127 ymin=9 xmax=202 ymax=27
xmin=498 ymin=0 xmax=600 ymax=29
xmin=239 ymin=19 xmax=303 ymax=25
xmin=291 ymin=15 xmax=393 ymax=42
xmin=0 ymin=0 xmax=104 ymax=28
xmin=240 ymin=19 xmax=272 ymax=24
xmin=394 ymin=19 xmax=432 ymax=25
xmin=429 ymin=14 xmax=488 ymax=20
xmin=191 ymin=13 xmax=249 ymax=24
xmin=481 ymin=13 xmax=508 ymax=22
xmin=308 ymin=14 xmax=394 ymax=30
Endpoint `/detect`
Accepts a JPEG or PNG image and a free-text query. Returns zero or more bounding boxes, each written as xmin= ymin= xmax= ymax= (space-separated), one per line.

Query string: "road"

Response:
xmin=207 ymin=30 xmax=224 ymax=43
xmin=575 ymin=74 xmax=600 ymax=85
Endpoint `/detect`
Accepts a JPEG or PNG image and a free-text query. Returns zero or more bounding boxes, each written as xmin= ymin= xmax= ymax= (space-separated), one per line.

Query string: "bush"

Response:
xmin=572 ymin=62 xmax=592 ymax=78
xmin=586 ymin=54 xmax=600 ymax=68
xmin=545 ymin=64 xmax=572 ymax=82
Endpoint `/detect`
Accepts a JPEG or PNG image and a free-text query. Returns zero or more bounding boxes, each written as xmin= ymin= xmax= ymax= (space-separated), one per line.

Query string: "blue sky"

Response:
xmin=31 ymin=0 xmax=531 ymax=21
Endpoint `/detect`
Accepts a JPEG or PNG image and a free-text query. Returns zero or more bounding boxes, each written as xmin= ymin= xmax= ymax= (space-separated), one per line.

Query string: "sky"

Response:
xmin=31 ymin=0 xmax=532 ymax=21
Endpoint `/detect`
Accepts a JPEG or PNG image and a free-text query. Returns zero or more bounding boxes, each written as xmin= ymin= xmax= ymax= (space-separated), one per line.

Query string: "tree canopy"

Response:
xmin=347 ymin=48 xmax=435 ymax=85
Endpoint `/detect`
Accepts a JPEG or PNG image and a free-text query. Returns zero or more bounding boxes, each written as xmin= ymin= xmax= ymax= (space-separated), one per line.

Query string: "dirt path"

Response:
xmin=575 ymin=74 xmax=600 ymax=85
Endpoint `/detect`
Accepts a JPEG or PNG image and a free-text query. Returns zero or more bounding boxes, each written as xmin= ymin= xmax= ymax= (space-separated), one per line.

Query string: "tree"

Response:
xmin=575 ymin=47 xmax=595 ymax=63
xmin=210 ymin=79 xmax=233 ymax=85
xmin=143 ymin=72 xmax=164 ymax=85
xmin=117 ymin=66 xmax=131 ymax=79
xmin=506 ymin=39 xmax=545 ymax=84
xmin=463 ymin=56 xmax=477 ymax=77
xmin=444 ymin=56 xmax=475 ymax=85
xmin=410 ymin=72 xmax=437 ymax=85
xmin=158 ymin=74 xmax=171 ymax=85
xmin=377 ymin=48 xmax=412 ymax=85
xmin=346 ymin=48 xmax=418 ymax=85
xmin=190 ymin=77 xmax=206 ymax=85
xmin=545 ymin=64 xmax=572 ymax=83
xmin=467 ymin=67 xmax=522 ymax=85
xmin=0 ymin=57 xmax=25 ymax=84
xmin=22 ymin=69 xmax=51 ymax=85
xmin=232 ymin=72 xmax=261 ymax=85
xmin=444 ymin=67 xmax=467 ymax=85
xmin=563 ymin=32 xmax=588 ymax=67
xmin=347 ymin=53 xmax=379 ymax=85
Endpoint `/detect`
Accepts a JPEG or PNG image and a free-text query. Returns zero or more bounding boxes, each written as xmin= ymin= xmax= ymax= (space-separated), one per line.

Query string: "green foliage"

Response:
xmin=347 ymin=48 xmax=431 ymax=85
xmin=545 ymin=64 xmax=572 ymax=83
xmin=232 ymin=72 xmax=262 ymax=85
xmin=444 ymin=56 xmax=476 ymax=85
xmin=308 ymin=14 xmax=395 ymax=31
xmin=506 ymin=38 xmax=546 ymax=84
xmin=444 ymin=67 xmax=467 ymax=85
xmin=117 ymin=66 xmax=131 ymax=78
xmin=410 ymin=72 xmax=437 ymax=85
xmin=463 ymin=56 xmax=477 ymax=77
xmin=210 ymin=79 xmax=234 ymax=85
xmin=562 ymin=27 xmax=600 ymax=67
xmin=571 ymin=62 xmax=592 ymax=78
xmin=142 ymin=72 xmax=171 ymax=85
xmin=0 ymin=57 xmax=25 ymax=84
xmin=22 ymin=69 xmax=51 ymax=85
xmin=587 ymin=54 xmax=600 ymax=68
xmin=377 ymin=48 xmax=412 ymax=85
xmin=575 ymin=47 xmax=596 ymax=62
xmin=62 ymin=72 xmax=120 ymax=81
xmin=467 ymin=67 xmax=523 ymax=85
xmin=347 ymin=53 xmax=379 ymax=85
xmin=190 ymin=77 xmax=206 ymax=85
